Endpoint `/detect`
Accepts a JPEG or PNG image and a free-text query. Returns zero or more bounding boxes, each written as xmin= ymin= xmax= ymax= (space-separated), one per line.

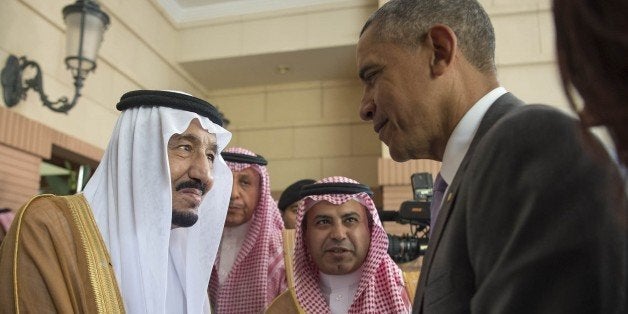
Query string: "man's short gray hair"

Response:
xmin=361 ymin=0 xmax=496 ymax=73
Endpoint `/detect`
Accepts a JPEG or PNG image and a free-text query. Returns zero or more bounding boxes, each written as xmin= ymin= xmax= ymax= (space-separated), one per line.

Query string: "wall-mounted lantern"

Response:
xmin=1 ymin=0 xmax=110 ymax=113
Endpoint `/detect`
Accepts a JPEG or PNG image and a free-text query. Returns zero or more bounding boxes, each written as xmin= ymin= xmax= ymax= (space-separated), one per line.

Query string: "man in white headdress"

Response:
xmin=0 ymin=90 xmax=232 ymax=313
xmin=267 ymin=176 xmax=411 ymax=314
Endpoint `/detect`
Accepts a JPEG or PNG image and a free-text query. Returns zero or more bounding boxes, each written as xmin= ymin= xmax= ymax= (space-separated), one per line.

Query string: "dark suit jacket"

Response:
xmin=413 ymin=93 xmax=626 ymax=313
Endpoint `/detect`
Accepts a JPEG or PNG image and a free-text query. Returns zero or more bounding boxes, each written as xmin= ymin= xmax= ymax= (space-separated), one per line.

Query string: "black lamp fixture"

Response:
xmin=0 ymin=0 xmax=110 ymax=113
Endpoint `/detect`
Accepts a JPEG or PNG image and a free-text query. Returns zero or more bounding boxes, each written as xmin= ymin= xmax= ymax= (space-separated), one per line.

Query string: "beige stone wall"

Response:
xmin=0 ymin=0 xmax=208 ymax=150
xmin=210 ymin=80 xmax=382 ymax=191
xmin=489 ymin=0 xmax=568 ymax=110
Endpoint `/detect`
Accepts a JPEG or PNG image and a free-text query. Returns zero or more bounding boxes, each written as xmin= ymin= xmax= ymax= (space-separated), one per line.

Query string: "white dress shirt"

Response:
xmin=441 ymin=87 xmax=507 ymax=185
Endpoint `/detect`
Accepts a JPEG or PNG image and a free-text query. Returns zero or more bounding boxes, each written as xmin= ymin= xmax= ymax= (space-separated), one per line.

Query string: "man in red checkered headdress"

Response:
xmin=266 ymin=176 xmax=411 ymax=313
xmin=209 ymin=147 xmax=286 ymax=313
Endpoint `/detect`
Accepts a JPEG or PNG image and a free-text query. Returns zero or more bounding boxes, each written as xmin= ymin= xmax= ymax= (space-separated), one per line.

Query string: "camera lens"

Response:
xmin=387 ymin=234 xmax=425 ymax=263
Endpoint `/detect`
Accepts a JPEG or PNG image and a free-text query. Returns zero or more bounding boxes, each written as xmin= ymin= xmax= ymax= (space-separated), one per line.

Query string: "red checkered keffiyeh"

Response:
xmin=209 ymin=147 xmax=286 ymax=313
xmin=293 ymin=176 xmax=411 ymax=313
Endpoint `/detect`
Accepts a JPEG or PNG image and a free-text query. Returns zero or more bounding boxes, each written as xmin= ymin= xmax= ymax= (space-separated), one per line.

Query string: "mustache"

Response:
xmin=324 ymin=243 xmax=354 ymax=252
xmin=176 ymin=180 xmax=207 ymax=195
xmin=228 ymin=201 xmax=244 ymax=208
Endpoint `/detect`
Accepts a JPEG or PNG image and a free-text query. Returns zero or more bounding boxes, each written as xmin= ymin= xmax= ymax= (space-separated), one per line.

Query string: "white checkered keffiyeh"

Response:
xmin=209 ymin=147 xmax=286 ymax=313
xmin=293 ymin=176 xmax=411 ymax=313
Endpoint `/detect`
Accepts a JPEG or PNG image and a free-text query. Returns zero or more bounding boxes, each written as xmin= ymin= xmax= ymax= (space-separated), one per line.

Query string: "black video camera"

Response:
xmin=379 ymin=172 xmax=433 ymax=264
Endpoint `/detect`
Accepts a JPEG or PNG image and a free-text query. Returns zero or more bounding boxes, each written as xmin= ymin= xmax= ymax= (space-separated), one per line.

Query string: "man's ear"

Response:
xmin=425 ymin=24 xmax=457 ymax=76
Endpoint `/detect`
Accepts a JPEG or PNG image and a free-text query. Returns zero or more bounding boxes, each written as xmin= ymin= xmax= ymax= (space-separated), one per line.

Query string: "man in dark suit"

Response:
xmin=356 ymin=0 xmax=626 ymax=313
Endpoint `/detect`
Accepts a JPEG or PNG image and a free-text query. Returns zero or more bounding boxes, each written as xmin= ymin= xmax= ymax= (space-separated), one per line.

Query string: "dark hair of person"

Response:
xmin=278 ymin=179 xmax=316 ymax=212
xmin=360 ymin=0 xmax=496 ymax=74
xmin=553 ymin=0 xmax=628 ymax=165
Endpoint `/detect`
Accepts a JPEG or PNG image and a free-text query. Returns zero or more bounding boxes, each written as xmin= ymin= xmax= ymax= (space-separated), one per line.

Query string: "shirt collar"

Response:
xmin=318 ymin=266 xmax=363 ymax=291
xmin=441 ymin=87 xmax=507 ymax=184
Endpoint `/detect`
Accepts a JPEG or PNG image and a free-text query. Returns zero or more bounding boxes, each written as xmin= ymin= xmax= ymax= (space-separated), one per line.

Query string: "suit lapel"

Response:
xmin=413 ymin=93 xmax=523 ymax=312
